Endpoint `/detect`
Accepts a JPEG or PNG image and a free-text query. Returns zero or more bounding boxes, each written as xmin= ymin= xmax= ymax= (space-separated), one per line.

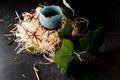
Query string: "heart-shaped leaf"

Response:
xmin=80 ymin=27 xmax=103 ymax=54
xmin=53 ymin=39 xmax=74 ymax=74
xmin=58 ymin=22 xmax=73 ymax=38
xmin=62 ymin=7 xmax=73 ymax=19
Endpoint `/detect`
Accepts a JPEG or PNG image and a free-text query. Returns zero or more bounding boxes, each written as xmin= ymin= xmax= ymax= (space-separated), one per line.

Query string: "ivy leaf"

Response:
xmin=58 ymin=22 xmax=73 ymax=38
xmin=62 ymin=7 xmax=73 ymax=19
xmin=27 ymin=47 xmax=38 ymax=54
xmin=80 ymin=27 xmax=103 ymax=54
xmin=53 ymin=39 xmax=74 ymax=74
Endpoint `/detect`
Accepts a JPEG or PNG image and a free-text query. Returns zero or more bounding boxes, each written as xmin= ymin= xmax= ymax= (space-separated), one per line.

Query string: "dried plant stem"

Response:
xmin=79 ymin=17 xmax=89 ymax=33
xmin=15 ymin=10 xmax=22 ymax=22
xmin=33 ymin=66 xmax=40 ymax=80
xmin=43 ymin=54 xmax=54 ymax=63
xmin=74 ymin=51 xmax=88 ymax=62
xmin=74 ymin=52 xmax=82 ymax=61
xmin=38 ymin=61 xmax=52 ymax=65
xmin=26 ymin=28 xmax=42 ymax=47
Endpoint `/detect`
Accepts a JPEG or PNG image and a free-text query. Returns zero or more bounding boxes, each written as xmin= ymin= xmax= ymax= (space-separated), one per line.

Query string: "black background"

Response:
xmin=0 ymin=0 xmax=120 ymax=80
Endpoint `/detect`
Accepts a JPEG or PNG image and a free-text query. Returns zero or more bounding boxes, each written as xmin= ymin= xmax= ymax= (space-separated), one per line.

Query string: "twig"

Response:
xmin=78 ymin=51 xmax=88 ymax=55
xmin=22 ymin=27 xmax=36 ymax=45
xmin=15 ymin=10 xmax=22 ymax=22
xmin=33 ymin=61 xmax=40 ymax=80
xmin=33 ymin=66 xmax=40 ymax=80
xmin=43 ymin=54 xmax=54 ymax=62
xmin=38 ymin=61 xmax=52 ymax=65
xmin=74 ymin=51 xmax=88 ymax=62
xmin=74 ymin=52 xmax=82 ymax=61
xmin=26 ymin=27 xmax=42 ymax=46
xmin=79 ymin=17 xmax=89 ymax=33
xmin=33 ymin=60 xmax=40 ymax=80
xmin=10 ymin=26 xmax=17 ymax=33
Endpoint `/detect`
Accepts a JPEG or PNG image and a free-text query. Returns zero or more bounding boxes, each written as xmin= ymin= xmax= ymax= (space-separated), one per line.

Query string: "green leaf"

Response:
xmin=27 ymin=47 xmax=38 ymax=54
xmin=80 ymin=27 xmax=103 ymax=54
xmin=58 ymin=22 xmax=73 ymax=38
xmin=62 ymin=7 xmax=73 ymax=19
xmin=53 ymin=39 xmax=74 ymax=74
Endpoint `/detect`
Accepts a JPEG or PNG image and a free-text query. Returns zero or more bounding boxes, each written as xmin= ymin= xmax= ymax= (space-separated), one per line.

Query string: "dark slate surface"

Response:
xmin=0 ymin=0 xmax=120 ymax=80
xmin=0 ymin=0 xmax=71 ymax=80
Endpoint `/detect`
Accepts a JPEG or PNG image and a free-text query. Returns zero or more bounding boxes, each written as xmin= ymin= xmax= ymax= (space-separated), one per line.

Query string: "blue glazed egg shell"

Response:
xmin=39 ymin=5 xmax=63 ymax=30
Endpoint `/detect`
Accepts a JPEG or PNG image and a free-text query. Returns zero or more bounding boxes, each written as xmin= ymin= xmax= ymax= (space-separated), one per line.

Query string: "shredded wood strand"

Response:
xmin=14 ymin=7 xmax=63 ymax=54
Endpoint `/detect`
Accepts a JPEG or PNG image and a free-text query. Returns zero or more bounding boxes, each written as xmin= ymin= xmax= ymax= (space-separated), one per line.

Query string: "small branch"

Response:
xmin=33 ymin=66 xmax=40 ymax=80
xmin=78 ymin=51 xmax=88 ymax=55
xmin=43 ymin=54 xmax=54 ymax=63
xmin=38 ymin=61 xmax=52 ymax=65
xmin=74 ymin=51 xmax=88 ymax=62
xmin=15 ymin=10 xmax=22 ymax=22
xmin=33 ymin=61 xmax=40 ymax=80
xmin=74 ymin=52 xmax=82 ymax=61
xmin=79 ymin=17 xmax=89 ymax=33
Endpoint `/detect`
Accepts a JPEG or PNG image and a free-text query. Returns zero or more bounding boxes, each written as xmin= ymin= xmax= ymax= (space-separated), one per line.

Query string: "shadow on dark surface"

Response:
xmin=0 ymin=0 xmax=120 ymax=80
xmin=66 ymin=46 xmax=120 ymax=80
xmin=67 ymin=60 xmax=96 ymax=80
xmin=93 ymin=46 xmax=120 ymax=80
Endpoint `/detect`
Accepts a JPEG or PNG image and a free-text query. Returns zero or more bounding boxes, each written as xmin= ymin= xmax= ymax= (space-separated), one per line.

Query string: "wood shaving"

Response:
xmin=13 ymin=7 xmax=63 ymax=54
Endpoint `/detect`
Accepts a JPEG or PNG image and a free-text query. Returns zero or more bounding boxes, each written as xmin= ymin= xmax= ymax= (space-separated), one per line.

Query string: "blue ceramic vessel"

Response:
xmin=39 ymin=5 xmax=62 ymax=30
